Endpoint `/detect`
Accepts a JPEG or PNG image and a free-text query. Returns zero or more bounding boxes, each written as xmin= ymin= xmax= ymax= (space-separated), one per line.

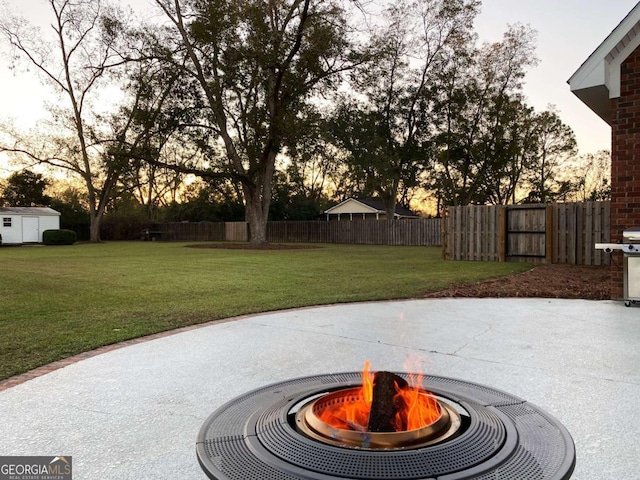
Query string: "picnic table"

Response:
xmin=141 ymin=229 xmax=166 ymax=241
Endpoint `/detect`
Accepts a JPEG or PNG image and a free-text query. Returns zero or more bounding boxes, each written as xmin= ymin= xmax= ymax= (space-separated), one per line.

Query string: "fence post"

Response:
xmin=545 ymin=205 xmax=554 ymax=264
xmin=442 ymin=209 xmax=449 ymax=259
xmin=575 ymin=203 xmax=584 ymax=265
xmin=498 ymin=206 xmax=506 ymax=262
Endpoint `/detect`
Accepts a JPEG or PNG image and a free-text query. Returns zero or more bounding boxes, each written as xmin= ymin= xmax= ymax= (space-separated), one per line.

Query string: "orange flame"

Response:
xmin=318 ymin=361 xmax=440 ymax=432
xmin=318 ymin=361 xmax=373 ymax=431
xmin=394 ymin=372 xmax=441 ymax=431
xmin=362 ymin=360 xmax=374 ymax=404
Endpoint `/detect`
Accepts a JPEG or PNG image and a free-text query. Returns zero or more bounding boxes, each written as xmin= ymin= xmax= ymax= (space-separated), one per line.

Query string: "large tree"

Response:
xmin=429 ymin=24 xmax=539 ymax=208
xmin=571 ymin=150 xmax=611 ymax=201
xmin=473 ymin=94 xmax=539 ymax=205
xmin=523 ymin=108 xmax=577 ymax=203
xmin=331 ymin=0 xmax=479 ymax=218
xmin=0 ymin=0 xmax=126 ymax=241
xmin=0 ymin=170 xmax=50 ymax=207
xmin=100 ymin=53 xmax=192 ymax=223
xmin=0 ymin=0 xmax=191 ymax=241
xmin=151 ymin=0 xmax=361 ymax=243
xmin=282 ymin=109 xmax=339 ymax=207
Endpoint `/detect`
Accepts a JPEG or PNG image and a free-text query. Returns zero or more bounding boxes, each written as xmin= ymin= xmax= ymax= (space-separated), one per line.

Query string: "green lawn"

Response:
xmin=0 ymin=242 xmax=531 ymax=380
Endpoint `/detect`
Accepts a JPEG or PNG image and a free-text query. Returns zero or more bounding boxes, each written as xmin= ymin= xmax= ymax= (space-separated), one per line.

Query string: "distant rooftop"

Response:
xmin=324 ymin=198 xmax=418 ymax=217
xmin=354 ymin=198 xmax=418 ymax=217
xmin=0 ymin=207 xmax=60 ymax=215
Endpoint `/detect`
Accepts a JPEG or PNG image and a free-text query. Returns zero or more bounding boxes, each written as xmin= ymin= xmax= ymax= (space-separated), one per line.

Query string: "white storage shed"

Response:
xmin=0 ymin=207 xmax=61 ymax=244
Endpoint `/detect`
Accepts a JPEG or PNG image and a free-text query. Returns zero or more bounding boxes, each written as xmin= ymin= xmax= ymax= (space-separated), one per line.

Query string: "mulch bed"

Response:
xmin=425 ymin=264 xmax=611 ymax=300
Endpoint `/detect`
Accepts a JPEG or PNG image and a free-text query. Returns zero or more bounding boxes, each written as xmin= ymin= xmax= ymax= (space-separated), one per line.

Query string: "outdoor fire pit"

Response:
xmin=196 ymin=370 xmax=575 ymax=479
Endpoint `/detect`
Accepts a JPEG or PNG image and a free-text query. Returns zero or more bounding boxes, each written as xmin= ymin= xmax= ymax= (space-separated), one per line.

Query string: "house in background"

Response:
xmin=0 ymin=207 xmax=61 ymax=244
xmin=324 ymin=198 xmax=419 ymax=221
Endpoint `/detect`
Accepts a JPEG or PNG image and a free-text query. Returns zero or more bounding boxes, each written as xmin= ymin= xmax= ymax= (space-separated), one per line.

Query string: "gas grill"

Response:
xmin=596 ymin=228 xmax=640 ymax=306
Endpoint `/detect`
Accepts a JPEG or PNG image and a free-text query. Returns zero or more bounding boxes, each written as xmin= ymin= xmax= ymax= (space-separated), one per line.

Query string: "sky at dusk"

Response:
xmin=473 ymin=0 xmax=639 ymax=157
xmin=0 ymin=0 xmax=639 ymax=176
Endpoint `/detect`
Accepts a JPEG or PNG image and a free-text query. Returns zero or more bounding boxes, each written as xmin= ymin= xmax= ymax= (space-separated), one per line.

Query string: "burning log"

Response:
xmin=367 ymin=371 xmax=408 ymax=432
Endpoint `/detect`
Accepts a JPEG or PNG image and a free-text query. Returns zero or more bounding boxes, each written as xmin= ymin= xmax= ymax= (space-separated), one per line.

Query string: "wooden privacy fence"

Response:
xmin=151 ymin=202 xmax=608 ymax=264
xmin=443 ymin=205 xmax=503 ymax=262
xmin=443 ymin=201 xmax=610 ymax=265
xmin=550 ymin=202 xmax=610 ymax=265
xmin=266 ymin=219 xmax=441 ymax=245
xmin=152 ymin=219 xmax=442 ymax=246
xmin=151 ymin=222 xmax=225 ymax=241
xmin=225 ymin=222 xmax=249 ymax=242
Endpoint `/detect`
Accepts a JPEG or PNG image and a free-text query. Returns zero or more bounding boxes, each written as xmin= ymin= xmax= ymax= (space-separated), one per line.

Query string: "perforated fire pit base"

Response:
xmin=196 ymin=373 xmax=575 ymax=479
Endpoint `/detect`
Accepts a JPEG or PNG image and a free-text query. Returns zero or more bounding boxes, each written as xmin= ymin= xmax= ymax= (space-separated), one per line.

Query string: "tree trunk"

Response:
xmin=89 ymin=212 xmax=101 ymax=242
xmin=385 ymin=204 xmax=396 ymax=220
xmin=381 ymin=190 xmax=398 ymax=221
xmin=244 ymin=185 xmax=269 ymax=245
xmin=241 ymin=148 xmax=277 ymax=244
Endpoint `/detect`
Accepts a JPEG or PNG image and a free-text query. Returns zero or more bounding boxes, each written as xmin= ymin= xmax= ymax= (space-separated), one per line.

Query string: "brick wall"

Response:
xmin=610 ymin=44 xmax=640 ymax=298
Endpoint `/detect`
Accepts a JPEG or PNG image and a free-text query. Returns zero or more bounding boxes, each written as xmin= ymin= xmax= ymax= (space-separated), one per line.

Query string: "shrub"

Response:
xmin=43 ymin=229 xmax=77 ymax=245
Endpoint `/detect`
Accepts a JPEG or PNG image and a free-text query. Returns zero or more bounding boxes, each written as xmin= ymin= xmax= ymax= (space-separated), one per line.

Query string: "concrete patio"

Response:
xmin=0 ymin=298 xmax=638 ymax=479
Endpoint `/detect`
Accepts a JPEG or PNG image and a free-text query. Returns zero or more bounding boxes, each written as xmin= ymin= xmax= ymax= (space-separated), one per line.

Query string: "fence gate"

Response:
xmin=504 ymin=205 xmax=550 ymax=263
xmin=444 ymin=202 xmax=610 ymax=265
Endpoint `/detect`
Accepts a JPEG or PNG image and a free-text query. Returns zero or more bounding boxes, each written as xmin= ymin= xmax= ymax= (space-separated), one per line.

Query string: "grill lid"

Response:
xmin=623 ymin=228 xmax=640 ymax=243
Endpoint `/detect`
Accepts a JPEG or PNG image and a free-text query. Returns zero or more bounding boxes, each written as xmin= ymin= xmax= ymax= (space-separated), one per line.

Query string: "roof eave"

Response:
xmin=571 ymin=85 xmax=613 ymax=125
xmin=568 ymin=2 xmax=640 ymax=125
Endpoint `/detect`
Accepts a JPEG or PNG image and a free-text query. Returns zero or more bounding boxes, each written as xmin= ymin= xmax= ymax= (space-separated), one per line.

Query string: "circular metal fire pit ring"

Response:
xmin=294 ymin=387 xmax=462 ymax=449
xmin=197 ymin=373 xmax=576 ymax=480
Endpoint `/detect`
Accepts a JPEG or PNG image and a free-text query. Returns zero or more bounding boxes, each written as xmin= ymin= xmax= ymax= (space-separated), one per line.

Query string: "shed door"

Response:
xmin=22 ymin=216 xmax=40 ymax=242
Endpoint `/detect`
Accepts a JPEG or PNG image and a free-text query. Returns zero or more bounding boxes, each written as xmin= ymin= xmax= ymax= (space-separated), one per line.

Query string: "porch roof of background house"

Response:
xmin=324 ymin=198 xmax=418 ymax=218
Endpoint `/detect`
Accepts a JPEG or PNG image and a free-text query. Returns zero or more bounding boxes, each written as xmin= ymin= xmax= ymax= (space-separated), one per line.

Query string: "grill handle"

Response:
xmin=595 ymin=243 xmax=640 ymax=253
